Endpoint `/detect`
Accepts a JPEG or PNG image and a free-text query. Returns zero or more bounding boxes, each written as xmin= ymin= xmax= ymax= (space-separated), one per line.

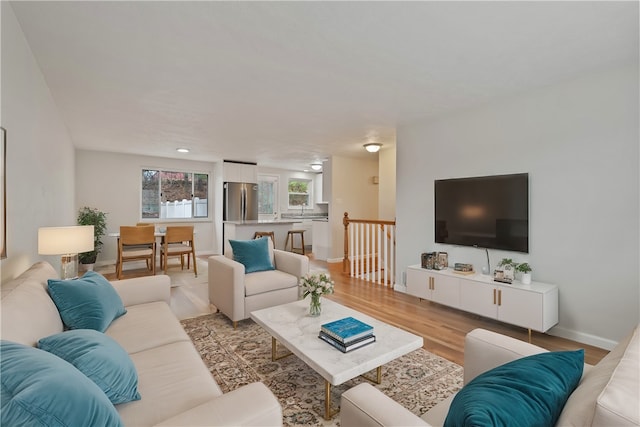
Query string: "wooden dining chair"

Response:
xmin=135 ymin=223 xmax=155 ymax=269
xmin=116 ymin=225 xmax=156 ymax=279
xmin=160 ymin=226 xmax=197 ymax=276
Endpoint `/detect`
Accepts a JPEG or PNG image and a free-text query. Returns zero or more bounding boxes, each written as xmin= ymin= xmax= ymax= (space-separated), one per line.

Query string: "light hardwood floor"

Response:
xmin=106 ymin=255 xmax=609 ymax=367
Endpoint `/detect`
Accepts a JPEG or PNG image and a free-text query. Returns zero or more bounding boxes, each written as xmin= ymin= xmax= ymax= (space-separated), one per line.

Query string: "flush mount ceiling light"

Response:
xmin=176 ymin=148 xmax=190 ymax=153
xmin=364 ymin=143 xmax=382 ymax=153
xmin=310 ymin=163 xmax=323 ymax=171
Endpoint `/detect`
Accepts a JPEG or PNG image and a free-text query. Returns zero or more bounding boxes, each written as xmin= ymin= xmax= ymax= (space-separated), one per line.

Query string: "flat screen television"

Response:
xmin=435 ymin=173 xmax=529 ymax=253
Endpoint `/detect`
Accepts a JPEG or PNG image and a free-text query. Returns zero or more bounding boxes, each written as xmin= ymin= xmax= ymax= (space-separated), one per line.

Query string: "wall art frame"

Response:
xmin=1 ymin=127 xmax=6 ymax=259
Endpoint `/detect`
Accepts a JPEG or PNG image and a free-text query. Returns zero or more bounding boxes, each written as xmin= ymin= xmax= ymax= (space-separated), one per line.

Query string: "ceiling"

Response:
xmin=9 ymin=1 xmax=638 ymax=171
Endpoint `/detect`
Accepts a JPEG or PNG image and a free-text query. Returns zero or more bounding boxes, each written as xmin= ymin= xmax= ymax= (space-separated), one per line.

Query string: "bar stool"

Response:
xmin=254 ymin=231 xmax=276 ymax=247
xmin=285 ymin=230 xmax=305 ymax=255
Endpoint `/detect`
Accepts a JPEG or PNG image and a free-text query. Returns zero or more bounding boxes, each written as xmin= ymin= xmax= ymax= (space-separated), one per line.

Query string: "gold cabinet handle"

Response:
xmin=498 ymin=289 xmax=502 ymax=306
xmin=493 ymin=288 xmax=497 ymax=305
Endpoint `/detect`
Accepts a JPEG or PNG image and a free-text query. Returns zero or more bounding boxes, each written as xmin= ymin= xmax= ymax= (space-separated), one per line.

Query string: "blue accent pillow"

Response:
xmin=47 ymin=271 xmax=127 ymax=332
xmin=38 ymin=329 xmax=141 ymax=404
xmin=444 ymin=350 xmax=584 ymax=427
xmin=0 ymin=340 xmax=124 ymax=427
xmin=229 ymin=237 xmax=275 ymax=273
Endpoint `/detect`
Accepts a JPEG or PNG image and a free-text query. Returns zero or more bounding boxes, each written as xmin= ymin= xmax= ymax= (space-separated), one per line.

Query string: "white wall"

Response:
xmin=396 ymin=64 xmax=639 ymax=348
xmin=329 ymin=155 xmax=379 ymax=260
xmin=1 ymin=4 xmax=76 ymax=282
xmin=75 ymin=150 xmax=217 ymax=265
xmin=378 ymin=146 xmax=396 ymax=221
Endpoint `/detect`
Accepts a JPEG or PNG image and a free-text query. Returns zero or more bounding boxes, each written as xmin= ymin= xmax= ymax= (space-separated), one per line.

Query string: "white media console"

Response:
xmin=406 ymin=265 xmax=558 ymax=335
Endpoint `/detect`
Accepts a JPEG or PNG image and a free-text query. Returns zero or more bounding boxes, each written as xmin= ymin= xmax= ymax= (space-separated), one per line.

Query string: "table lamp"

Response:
xmin=38 ymin=226 xmax=94 ymax=280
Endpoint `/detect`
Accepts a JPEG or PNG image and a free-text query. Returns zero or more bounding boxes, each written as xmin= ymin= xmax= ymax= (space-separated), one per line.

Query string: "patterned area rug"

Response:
xmin=181 ymin=313 xmax=463 ymax=426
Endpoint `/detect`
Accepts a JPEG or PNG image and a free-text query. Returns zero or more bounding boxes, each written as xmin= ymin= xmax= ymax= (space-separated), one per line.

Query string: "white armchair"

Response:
xmin=208 ymin=240 xmax=309 ymax=328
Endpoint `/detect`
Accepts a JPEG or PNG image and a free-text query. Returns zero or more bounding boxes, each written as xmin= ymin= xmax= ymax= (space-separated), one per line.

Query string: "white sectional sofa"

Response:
xmin=342 ymin=327 xmax=639 ymax=427
xmin=1 ymin=261 xmax=282 ymax=426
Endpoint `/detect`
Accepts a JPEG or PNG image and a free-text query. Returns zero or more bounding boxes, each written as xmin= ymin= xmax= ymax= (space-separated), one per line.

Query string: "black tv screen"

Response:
xmin=435 ymin=173 xmax=529 ymax=253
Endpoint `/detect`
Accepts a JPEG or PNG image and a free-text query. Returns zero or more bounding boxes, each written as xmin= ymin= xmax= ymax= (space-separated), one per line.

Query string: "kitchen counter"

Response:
xmin=223 ymin=220 xmax=302 ymax=252
xmin=223 ymin=219 xmax=302 ymax=225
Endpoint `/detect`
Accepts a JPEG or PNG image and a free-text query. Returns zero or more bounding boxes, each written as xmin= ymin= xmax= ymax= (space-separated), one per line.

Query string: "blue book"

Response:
xmin=321 ymin=317 xmax=374 ymax=344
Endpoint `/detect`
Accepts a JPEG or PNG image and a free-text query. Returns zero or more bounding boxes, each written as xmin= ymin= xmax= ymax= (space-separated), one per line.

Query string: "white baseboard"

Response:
xmin=394 ymin=284 xmax=407 ymax=292
xmin=326 ymin=258 xmax=342 ymax=264
xmin=547 ymin=326 xmax=617 ymax=351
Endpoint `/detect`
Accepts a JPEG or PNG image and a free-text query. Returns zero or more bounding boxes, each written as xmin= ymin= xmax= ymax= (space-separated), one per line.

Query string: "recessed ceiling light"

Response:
xmin=364 ymin=143 xmax=382 ymax=153
xmin=310 ymin=163 xmax=323 ymax=171
xmin=176 ymin=148 xmax=190 ymax=153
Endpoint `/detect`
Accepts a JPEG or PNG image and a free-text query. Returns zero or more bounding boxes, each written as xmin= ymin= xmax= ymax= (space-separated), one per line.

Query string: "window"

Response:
xmin=288 ymin=178 xmax=311 ymax=208
xmin=141 ymin=169 xmax=209 ymax=219
xmin=258 ymin=175 xmax=278 ymax=215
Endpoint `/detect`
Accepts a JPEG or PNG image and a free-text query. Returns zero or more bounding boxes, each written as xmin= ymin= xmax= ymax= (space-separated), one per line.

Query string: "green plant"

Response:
xmin=516 ymin=262 xmax=532 ymax=274
xmin=77 ymin=207 xmax=108 ymax=264
xmin=497 ymin=258 xmax=517 ymax=268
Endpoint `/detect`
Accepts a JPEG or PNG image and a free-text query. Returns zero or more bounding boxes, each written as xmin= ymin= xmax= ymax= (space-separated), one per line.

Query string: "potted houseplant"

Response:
xmin=77 ymin=207 xmax=108 ymax=271
xmin=516 ymin=262 xmax=532 ymax=285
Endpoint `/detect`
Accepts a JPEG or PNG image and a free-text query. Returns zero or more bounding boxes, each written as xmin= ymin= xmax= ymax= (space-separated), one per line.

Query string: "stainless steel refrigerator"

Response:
xmin=223 ymin=182 xmax=258 ymax=221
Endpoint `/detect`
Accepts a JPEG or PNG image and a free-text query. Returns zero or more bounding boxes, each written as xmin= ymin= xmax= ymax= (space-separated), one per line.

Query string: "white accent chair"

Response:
xmin=208 ymin=238 xmax=309 ymax=328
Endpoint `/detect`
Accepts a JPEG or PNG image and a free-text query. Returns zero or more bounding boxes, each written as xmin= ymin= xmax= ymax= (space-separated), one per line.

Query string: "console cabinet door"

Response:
xmin=406 ymin=267 xmax=430 ymax=299
xmin=497 ymin=286 xmax=543 ymax=331
xmin=459 ymin=279 xmax=497 ymax=319
xmin=431 ymin=274 xmax=460 ymax=307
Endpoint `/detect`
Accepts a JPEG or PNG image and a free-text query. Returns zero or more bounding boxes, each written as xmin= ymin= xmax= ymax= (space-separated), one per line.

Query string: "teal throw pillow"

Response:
xmin=229 ymin=237 xmax=275 ymax=273
xmin=38 ymin=329 xmax=141 ymax=404
xmin=444 ymin=350 xmax=584 ymax=427
xmin=0 ymin=340 xmax=124 ymax=427
xmin=47 ymin=271 xmax=127 ymax=332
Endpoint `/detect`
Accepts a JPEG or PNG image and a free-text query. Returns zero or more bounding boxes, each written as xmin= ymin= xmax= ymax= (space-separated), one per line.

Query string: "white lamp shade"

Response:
xmin=310 ymin=163 xmax=322 ymax=171
xmin=38 ymin=226 xmax=94 ymax=255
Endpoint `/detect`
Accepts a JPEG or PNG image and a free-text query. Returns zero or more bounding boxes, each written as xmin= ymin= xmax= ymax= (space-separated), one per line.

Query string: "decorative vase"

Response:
xmin=309 ymin=294 xmax=322 ymax=317
xmin=521 ymin=273 xmax=532 ymax=285
xmin=80 ymin=263 xmax=95 ymax=272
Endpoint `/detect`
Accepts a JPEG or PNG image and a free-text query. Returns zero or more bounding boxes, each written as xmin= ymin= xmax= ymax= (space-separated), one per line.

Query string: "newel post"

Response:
xmin=343 ymin=212 xmax=350 ymax=273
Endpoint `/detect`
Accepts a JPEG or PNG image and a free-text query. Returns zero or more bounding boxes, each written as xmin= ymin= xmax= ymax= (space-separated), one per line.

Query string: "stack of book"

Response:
xmin=318 ymin=316 xmax=375 ymax=353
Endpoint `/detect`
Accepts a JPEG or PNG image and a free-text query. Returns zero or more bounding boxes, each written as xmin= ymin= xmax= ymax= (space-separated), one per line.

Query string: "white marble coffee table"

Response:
xmin=250 ymin=298 xmax=423 ymax=419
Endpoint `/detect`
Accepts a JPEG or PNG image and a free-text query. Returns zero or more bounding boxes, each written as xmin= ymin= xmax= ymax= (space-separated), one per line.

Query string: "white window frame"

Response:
xmin=287 ymin=178 xmax=312 ymax=209
xmin=141 ymin=168 xmax=209 ymax=220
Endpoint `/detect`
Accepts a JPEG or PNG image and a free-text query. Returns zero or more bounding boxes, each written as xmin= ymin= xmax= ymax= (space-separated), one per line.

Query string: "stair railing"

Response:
xmin=343 ymin=212 xmax=396 ymax=286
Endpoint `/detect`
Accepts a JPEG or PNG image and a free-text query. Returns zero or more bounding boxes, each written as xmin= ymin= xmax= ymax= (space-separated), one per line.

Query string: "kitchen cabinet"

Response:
xmin=314 ymin=174 xmax=324 ymax=204
xmin=406 ymin=265 xmax=558 ymax=333
xmin=223 ymin=161 xmax=257 ymax=183
xmin=299 ymin=220 xmax=313 ymax=246
xmin=312 ymin=220 xmax=330 ymax=261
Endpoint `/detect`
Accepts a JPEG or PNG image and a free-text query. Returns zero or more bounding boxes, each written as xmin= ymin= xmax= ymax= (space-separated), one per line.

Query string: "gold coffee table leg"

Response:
xmin=271 ymin=337 xmax=292 ymax=361
xmin=324 ymin=381 xmax=339 ymax=420
xmin=360 ymin=366 xmax=382 ymax=384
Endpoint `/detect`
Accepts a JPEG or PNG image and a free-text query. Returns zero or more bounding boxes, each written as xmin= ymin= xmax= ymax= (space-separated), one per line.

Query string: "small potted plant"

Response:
xmin=77 ymin=207 xmax=108 ymax=270
xmin=299 ymin=272 xmax=334 ymax=317
xmin=516 ymin=262 xmax=532 ymax=285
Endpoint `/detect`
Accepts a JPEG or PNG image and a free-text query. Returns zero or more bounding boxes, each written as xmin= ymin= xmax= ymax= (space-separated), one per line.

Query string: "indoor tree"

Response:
xmin=77 ymin=207 xmax=108 ymax=265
